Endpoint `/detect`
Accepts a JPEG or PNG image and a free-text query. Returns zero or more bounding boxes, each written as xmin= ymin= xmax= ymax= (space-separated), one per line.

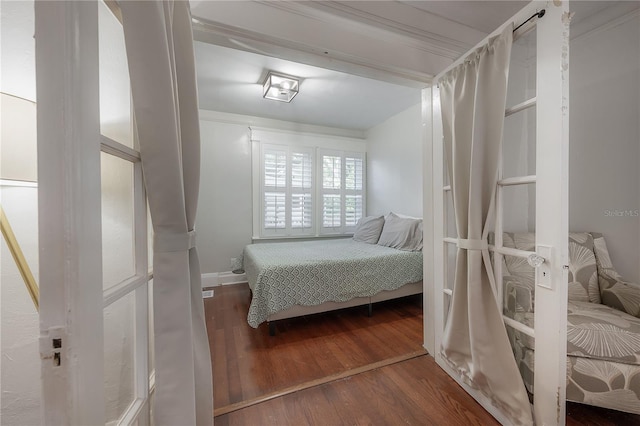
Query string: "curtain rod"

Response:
xmin=513 ymin=9 xmax=546 ymax=33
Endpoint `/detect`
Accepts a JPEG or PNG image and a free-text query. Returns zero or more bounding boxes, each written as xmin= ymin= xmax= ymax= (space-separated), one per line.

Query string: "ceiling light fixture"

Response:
xmin=262 ymin=72 xmax=299 ymax=103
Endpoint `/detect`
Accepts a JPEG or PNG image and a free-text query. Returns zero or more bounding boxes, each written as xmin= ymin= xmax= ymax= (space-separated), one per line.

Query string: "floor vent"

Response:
xmin=202 ymin=289 xmax=214 ymax=299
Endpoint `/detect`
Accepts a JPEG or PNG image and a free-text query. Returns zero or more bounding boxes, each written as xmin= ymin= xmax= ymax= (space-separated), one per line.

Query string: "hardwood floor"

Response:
xmin=205 ymin=283 xmax=424 ymax=407
xmin=205 ymin=283 xmax=640 ymax=425
xmin=214 ymin=355 xmax=500 ymax=426
xmin=566 ymin=402 xmax=640 ymax=426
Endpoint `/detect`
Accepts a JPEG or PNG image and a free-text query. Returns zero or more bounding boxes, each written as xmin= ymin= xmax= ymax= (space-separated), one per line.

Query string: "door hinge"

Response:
xmin=39 ymin=326 xmax=66 ymax=367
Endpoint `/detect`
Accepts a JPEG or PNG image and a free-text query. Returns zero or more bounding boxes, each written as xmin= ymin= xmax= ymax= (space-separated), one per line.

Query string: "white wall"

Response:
xmin=569 ymin=13 xmax=640 ymax=283
xmin=197 ymin=118 xmax=254 ymax=274
xmin=1 ymin=2 xmax=41 ymax=423
xmin=196 ymin=110 xmax=370 ymax=275
xmin=1 ymin=187 xmax=41 ymax=426
xmin=366 ymin=103 xmax=423 ymax=218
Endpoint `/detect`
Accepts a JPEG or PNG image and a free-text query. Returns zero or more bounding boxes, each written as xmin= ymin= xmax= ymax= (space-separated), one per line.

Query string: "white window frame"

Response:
xmin=259 ymin=143 xmax=315 ymax=237
xmin=317 ymin=149 xmax=366 ymax=235
xmin=251 ymin=128 xmax=366 ymax=240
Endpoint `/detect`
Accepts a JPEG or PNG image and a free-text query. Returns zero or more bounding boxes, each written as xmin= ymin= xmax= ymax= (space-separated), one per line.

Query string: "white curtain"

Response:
xmin=439 ymin=26 xmax=533 ymax=425
xmin=121 ymin=2 xmax=213 ymax=425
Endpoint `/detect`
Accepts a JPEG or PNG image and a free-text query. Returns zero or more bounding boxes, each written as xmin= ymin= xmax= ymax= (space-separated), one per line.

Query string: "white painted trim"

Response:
xmin=219 ymin=272 xmax=248 ymax=286
xmin=422 ymin=86 xmax=436 ymax=355
xmin=192 ymin=18 xmax=432 ymax=88
xmin=0 ymin=179 xmax=38 ymax=187
xmin=261 ymin=1 xmax=478 ymax=57
xmin=100 ymin=135 xmax=141 ymax=162
xmin=489 ymin=246 xmax=536 ymax=260
xmin=251 ymin=234 xmax=353 ymax=242
xmin=498 ymin=175 xmax=537 ymax=186
xmin=102 ymin=275 xmax=147 ymax=308
xmin=505 ymin=97 xmax=536 ymax=117
xmin=251 ymin=139 xmax=261 ymax=240
xmin=201 ymin=272 xmax=248 ymax=289
xmin=201 ymin=273 xmax=219 ymax=288
xmin=503 ymin=315 xmax=535 ymax=339
xmin=250 ymin=126 xmax=366 ymax=149
xmin=571 ymin=5 xmax=640 ymax=42
xmin=430 ymin=84 xmax=446 ymax=366
xmin=36 ymin=1 xmax=104 ymax=423
xmin=533 ymin=2 xmax=570 ymax=423
xmin=200 ymin=109 xmax=366 ymax=139
xmin=132 ymin=156 xmax=150 ymax=425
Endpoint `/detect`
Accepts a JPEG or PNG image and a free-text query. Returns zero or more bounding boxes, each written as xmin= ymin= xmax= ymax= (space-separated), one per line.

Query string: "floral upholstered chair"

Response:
xmin=502 ymin=232 xmax=640 ymax=414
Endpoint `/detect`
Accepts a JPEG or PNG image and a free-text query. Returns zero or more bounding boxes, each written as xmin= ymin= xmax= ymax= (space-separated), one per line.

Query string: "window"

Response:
xmin=260 ymin=144 xmax=314 ymax=236
xmin=256 ymin=141 xmax=365 ymax=238
xmin=319 ymin=150 xmax=364 ymax=235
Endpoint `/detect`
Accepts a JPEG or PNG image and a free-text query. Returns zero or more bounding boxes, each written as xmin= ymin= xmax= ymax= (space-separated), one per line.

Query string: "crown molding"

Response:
xmin=199 ymin=109 xmax=367 ymax=140
xmin=192 ymin=18 xmax=433 ymax=88
xmin=571 ymin=6 xmax=640 ymax=43
xmin=258 ymin=0 xmax=477 ymax=60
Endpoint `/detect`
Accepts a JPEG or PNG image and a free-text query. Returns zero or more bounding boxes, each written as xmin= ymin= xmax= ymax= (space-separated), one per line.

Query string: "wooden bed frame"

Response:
xmin=264 ymin=280 xmax=423 ymax=335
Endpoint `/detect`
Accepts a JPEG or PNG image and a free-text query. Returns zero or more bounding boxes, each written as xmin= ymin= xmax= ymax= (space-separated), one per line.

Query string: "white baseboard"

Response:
xmin=201 ymin=271 xmax=247 ymax=289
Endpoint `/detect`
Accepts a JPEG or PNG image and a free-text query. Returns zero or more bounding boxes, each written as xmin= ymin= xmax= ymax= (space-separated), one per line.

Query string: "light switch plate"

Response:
xmin=536 ymin=245 xmax=553 ymax=289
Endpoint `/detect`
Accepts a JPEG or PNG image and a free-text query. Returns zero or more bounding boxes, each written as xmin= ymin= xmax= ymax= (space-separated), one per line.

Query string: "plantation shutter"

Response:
xmin=319 ymin=150 xmax=365 ymax=234
xmin=291 ymin=151 xmax=313 ymax=229
xmin=345 ymin=155 xmax=364 ymax=228
xmin=263 ymin=147 xmax=286 ymax=230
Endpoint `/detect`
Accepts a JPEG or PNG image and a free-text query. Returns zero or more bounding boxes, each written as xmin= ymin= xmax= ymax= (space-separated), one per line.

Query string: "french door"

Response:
xmin=36 ymin=2 xmax=152 ymax=424
xmin=426 ymin=1 xmax=570 ymax=424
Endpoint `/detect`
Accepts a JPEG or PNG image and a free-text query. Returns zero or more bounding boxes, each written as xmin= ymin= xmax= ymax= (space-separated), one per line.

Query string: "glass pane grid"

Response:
xmin=501 ymin=183 xmax=536 ymax=235
xmin=101 ymin=152 xmax=135 ymax=289
xmin=445 ymin=190 xmax=456 ymax=238
xmin=506 ymin=27 xmax=536 ymax=110
xmin=98 ymin=0 xmax=133 ymax=147
xmin=503 ymin=108 xmax=536 ymax=178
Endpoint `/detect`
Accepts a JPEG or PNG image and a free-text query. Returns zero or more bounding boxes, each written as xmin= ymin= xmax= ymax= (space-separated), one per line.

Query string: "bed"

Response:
xmin=243 ymin=236 xmax=423 ymax=333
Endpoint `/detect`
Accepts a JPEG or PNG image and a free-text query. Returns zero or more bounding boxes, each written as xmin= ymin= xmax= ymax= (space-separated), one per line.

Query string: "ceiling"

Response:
xmin=3 ymin=1 xmax=635 ymax=134
xmin=191 ymin=0 xmax=528 ymax=132
xmin=191 ymin=1 xmax=637 ymax=133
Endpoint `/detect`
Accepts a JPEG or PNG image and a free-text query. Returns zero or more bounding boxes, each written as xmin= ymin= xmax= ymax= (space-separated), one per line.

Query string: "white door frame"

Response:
xmin=36 ymin=1 xmax=104 ymax=424
xmin=36 ymin=2 xmax=151 ymax=424
xmin=532 ymin=2 xmax=570 ymax=422
xmin=424 ymin=1 xmax=570 ymax=424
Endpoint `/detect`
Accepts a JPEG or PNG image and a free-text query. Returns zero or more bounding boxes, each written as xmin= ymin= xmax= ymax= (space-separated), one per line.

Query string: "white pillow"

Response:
xmin=377 ymin=212 xmax=423 ymax=251
xmin=353 ymin=215 xmax=385 ymax=244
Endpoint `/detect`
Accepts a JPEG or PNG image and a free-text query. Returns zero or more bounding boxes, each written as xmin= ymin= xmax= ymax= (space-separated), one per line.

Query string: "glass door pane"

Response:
xmin=98 ymin=0 xmax=133 ymax=147
xmin=101 ymin=152 xmax=135 ymax=289
xmin=104 ymin=291 xmax=136 ymax=424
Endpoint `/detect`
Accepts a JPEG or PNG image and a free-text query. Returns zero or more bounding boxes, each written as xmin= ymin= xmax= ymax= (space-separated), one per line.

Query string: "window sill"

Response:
xmin=252 ymin=234 xmax=353 ymax=243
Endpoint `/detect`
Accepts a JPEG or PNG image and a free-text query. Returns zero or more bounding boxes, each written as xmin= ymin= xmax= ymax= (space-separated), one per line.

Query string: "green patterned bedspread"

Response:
xmin=243 ymin=238 xmax=423 ymax=328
